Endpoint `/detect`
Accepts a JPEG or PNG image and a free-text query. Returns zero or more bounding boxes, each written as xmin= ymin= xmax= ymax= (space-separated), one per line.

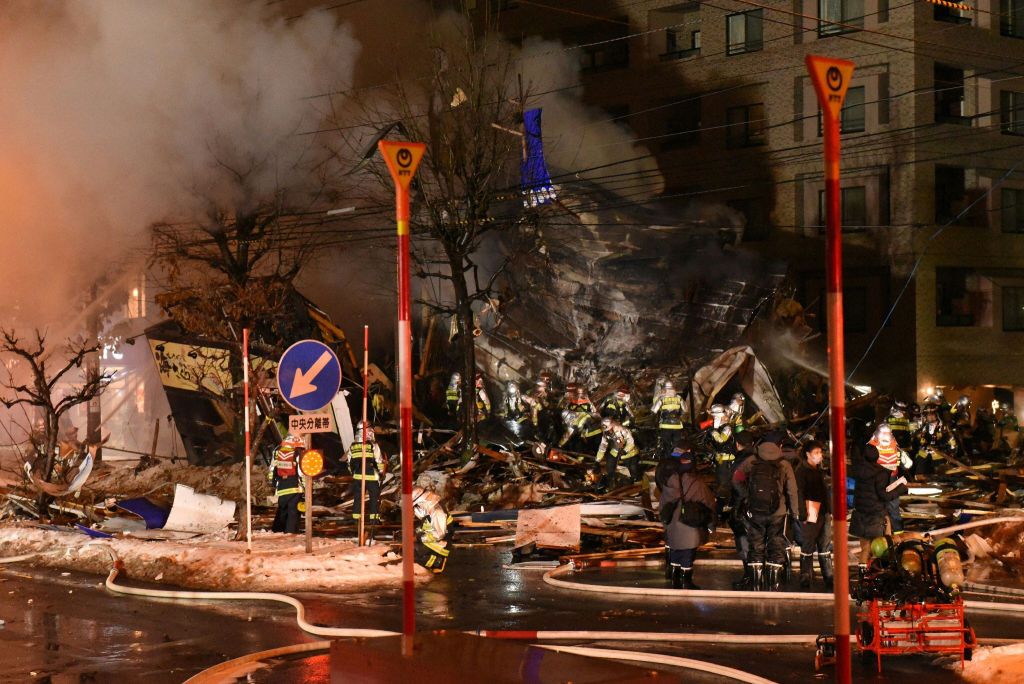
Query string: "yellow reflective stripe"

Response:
xmin=422 ymin=541 xmax=450 ymax=556
xmin=276 ymin=487 xmax=302 ymax=497
xmin=353 ymin=474 xmax=379 ymax=481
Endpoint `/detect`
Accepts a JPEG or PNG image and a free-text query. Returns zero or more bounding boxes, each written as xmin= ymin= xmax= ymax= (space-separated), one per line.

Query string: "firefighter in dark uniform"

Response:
xmin=346 ymin=421 xmax=387 ymax=525
xmin=706 ymin=404 xmax=737 ymax=502
xmin=269 ymin=434 xmax=305 ymax=533
xmin=886 ymin=400 xmax=912 ymax=450
xmin=652 ymin=381 xmax=685 ymax=460
xmin=600 ymin=387 xmax=635 ymax=427
xmin=445 ymin=372 xmax=462 ymax=417
xmin=412 ymin=487 xmax=452 ymax=573
xmin=596 ymin=417 xmax=639 ymax=488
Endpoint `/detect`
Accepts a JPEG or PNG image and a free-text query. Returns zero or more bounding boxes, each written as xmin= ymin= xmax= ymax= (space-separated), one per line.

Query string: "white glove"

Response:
xmin=900 ymin=450 xmax=913 ymax=471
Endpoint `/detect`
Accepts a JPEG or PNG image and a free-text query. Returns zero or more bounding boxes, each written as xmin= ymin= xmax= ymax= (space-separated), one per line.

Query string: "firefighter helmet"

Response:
xmin=281 ymin=434 xmax=305 ymax=450
xmin=355 ymin=420 xmax=375 ymax=442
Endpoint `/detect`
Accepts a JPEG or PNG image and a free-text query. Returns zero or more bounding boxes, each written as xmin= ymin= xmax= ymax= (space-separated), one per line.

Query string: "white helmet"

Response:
xmin=506 ymin=381 xmax=520 ymax=396
xmin=355 ymin=420 xmax=375 ymax=442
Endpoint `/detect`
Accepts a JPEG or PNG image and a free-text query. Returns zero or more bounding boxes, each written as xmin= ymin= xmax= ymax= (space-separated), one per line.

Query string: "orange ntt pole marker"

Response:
xmin=378 ymin=140 xmax=426 ymax=638
xmin=807 ymin=54 xmax=855 ymax=684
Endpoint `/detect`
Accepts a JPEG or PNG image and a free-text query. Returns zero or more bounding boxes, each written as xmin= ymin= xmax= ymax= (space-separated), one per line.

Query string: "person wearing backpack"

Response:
xmin=733 ymin=441 xmax=799 ymax=591
xmin=656 ymin=439 xmax=717 ymax=589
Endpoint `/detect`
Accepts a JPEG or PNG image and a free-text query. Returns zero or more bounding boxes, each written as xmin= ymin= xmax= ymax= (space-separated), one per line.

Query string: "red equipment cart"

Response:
xmin=855 ymin=597 xmax=976 ymax=672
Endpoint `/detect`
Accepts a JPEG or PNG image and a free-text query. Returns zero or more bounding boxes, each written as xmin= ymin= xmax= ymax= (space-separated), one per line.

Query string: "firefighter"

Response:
xmin=997 ymin=402 xmax=1019 ymax=453
xmin=571 ymin=385 xmax=596 ymax=414
xmin=269 ymin=434 xmax=305 ymax=534
xmin=559 ymin=405 xmax=602 ymax=451
xmin=474 ymin=374 xmax=491 ymax=420
xmin=600 ymin=386 xmax=635 ymax=427
xmin=530 ymin=378 xmax=557 ymax=442
xmin=596 ymin=417 xmax=639 ymax=488
xmin=950 ymin=395 xmax=973 ymax=431
xmin=652 ymin=380 xmax=685 ymax=460
xmin=445 ymin=372 xmax=462 ymax=417
xmin=706 ymin=404 xmax=737 ymax=501
xmin=500 ymin=380 xmax=535 ymax=438
xmin=886 ymin=400 xmax=912 ymax=450
xmin=501 ymin=381 xmax=530 ymax=423
xmin=974 ymin=405 xmax=996 ymax=455
xmin=728 ymin=392 xmax=747 ymax=431
xmin=914 ymin=404 xmax=957 ymax=477
xmin=411 ymin=487 xmax=452 ymax=573
xmin=909 ymin=401 xmax=925 ymax=432
xmin=346 ymin=421 xmax=387 ymax=526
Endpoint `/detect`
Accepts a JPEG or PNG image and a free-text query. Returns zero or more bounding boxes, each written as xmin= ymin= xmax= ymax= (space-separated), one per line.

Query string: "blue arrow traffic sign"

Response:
xmin=277 ymin=340 xmax=342 ymax=412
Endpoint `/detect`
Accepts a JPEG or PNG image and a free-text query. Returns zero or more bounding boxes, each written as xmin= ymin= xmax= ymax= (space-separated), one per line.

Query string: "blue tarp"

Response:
xmin=116 ymin=497 xmax=170 ymax=530
xmin=75 ymin=524 xmax=113 ymax=539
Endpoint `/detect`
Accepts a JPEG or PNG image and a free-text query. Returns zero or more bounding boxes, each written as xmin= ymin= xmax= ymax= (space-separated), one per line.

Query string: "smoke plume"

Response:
xmin=0 ymin=0 xmax=359 ymax=323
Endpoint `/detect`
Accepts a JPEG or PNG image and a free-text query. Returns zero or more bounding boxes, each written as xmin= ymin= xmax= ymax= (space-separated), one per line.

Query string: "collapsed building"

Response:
xmin=474 ymin=180 xmax=788 ymax=412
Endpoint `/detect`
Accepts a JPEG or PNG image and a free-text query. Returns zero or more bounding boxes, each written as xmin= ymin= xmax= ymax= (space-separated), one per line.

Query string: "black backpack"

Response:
xmin=747 ymin=458 xmax=781 ymax=516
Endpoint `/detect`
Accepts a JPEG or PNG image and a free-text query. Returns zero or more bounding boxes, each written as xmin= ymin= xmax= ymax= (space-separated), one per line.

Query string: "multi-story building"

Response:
xmin=486 ymin=0 xmax=1024 ymax=411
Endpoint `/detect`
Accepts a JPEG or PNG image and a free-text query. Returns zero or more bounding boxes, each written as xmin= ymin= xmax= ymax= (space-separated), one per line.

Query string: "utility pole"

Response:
xmin=807 ymin=54 xmax=855 ymax=684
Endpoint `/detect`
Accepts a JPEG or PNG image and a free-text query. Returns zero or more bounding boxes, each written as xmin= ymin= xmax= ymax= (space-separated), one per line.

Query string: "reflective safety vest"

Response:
xmin=419 ymin=513 xmax=453 ymax=557
xmin=657 ymin=395 xmax=684 ymax=430
xmin=446 ymin=387 xmax=461 ymax=404
xmin=710 ymin=426 xmax=736 ymax=462
xmin=887 ymin=416 xmax=910 ymax=435
xmin=596 ymin=426 xmax=637 ymax=461
xmin=269 ymin=449 xmax=302 ymax=497
xmin=600 ymin=398 xmax=633 ymax=427
xmin=348 ymin=442 xmax=383 ymax=481
xmin=572 ymin=411 xmax=602 ymax=439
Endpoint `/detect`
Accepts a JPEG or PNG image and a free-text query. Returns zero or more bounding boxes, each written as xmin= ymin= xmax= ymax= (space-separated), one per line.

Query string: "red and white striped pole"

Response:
xmin=378 ymin=140 xmax=426 ymax=638
xmin=359 ymin=325 xmax=369 ymax=547
xmin=243 ymin=327 xmax=252 ymax=554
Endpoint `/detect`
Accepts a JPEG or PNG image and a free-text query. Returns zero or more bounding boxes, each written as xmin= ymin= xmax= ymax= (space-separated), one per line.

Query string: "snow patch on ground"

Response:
xmin=955 ymin=643 xmax=1024 ymax=683
xmin=0 ymin=523 xmax=427 ymax=592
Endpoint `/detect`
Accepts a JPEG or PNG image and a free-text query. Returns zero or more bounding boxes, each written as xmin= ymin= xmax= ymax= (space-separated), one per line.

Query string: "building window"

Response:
xmin=934 ymin=64 xmax=967 ymax=124
xmin=662 ymin=97 xmax=701 ymax=150
xmin=1002 ymin=188 xmax=1024 ymax=232
xmin=726 ymin=103 xmax=766 ymax=147
xmin=727 ymin=197 xmax=770 ymax=241
xmin=726 ymin=10 xmax=763 ymax=55
xmin=655 ymin=3 xmax=701 ymax=59
xmin=127 ymin=275 xmax=146 ymax=319
xmin=1001 ymin=91 xmax=1024 ymax=135
xmin=819 ymin=0 xmax=864 ymax=36
xmin=936 ymin=267 xmax=993 ymax=327
xmin=1003 ymin=286 xmax=1024 ymax=330
xmin=579 ymin=20 xmax=630 ymax=73
xmin=1001 ymin=0 xmax=1024 ymax=37
xmin=934 ymin=0 xmax=971 ymax=23
xmin=935 ymin=165 xmax=986 ymax=224
xmin=817 ymin=85 xmax=866 ymax=135
xmin=818 ymin=186 xmax=868 ymax=230
xmin=842 ymin=86 xmax=867 ymax=132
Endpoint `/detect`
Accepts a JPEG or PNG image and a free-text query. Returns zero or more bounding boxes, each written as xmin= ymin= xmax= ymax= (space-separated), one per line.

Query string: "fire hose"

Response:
xmin=3 ymin=546 xmax=1024 ymax=684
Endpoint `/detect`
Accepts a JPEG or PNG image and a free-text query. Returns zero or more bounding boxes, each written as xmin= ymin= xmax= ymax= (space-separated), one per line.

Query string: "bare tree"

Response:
xmin=337 ymin=19 xmax=539 ymax=456
xmin=149 ymin=150 xmax=352 ymax=463
xmin=0 ymin=328 xmax=111 ymax=511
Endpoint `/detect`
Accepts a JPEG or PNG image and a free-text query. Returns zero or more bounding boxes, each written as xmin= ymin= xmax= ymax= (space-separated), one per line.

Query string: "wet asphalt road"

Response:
xmin=1 ymin=546 xmax=1021 ymax=683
